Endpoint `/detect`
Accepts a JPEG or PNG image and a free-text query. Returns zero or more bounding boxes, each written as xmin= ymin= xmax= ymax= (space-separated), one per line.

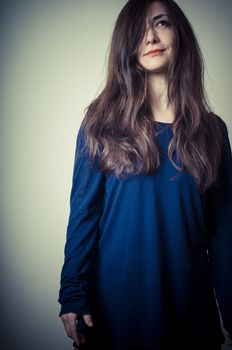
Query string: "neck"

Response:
xmin=147 ymin=73 xmax=175 ymax=123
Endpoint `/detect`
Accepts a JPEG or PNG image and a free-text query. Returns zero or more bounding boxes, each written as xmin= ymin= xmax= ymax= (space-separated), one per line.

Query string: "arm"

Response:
xmin=205 ymin=118 xmax=232 ymax=340
xmin=58 ymin=123 xmax=105 ymax=317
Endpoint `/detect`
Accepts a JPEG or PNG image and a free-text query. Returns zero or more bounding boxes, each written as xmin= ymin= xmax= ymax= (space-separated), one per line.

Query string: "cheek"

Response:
xmin=169 ymin=32 xmax=175 ymax=47
xmin=137 ymin=45 xmax=143 ymax=56
xmin=136 ymin=49 xmax=143 ymax=63
xmin=136 ymin=39 xmax=146 ymax=57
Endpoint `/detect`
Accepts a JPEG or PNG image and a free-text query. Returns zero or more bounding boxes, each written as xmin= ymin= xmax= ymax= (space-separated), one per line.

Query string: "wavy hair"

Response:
xmin=80 ymin=0 xmax=223 ymax=193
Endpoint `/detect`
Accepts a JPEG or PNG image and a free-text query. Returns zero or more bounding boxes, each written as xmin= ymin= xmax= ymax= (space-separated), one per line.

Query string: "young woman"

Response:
xmin=58 ymin=1 xmax=232 ymax=349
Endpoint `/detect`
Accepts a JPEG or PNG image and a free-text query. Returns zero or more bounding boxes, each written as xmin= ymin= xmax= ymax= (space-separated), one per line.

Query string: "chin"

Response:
xmin=145 ymin=65 xmax=168 ymax=73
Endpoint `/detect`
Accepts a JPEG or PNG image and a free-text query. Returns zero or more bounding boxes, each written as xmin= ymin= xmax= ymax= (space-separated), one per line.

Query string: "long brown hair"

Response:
xmin=80 ymin=0 xmax=223 ymax=193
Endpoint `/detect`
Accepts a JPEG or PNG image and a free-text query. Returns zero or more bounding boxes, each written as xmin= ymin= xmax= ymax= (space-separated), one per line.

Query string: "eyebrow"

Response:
xmin=151 ymin=14 xmax=169 ymax=22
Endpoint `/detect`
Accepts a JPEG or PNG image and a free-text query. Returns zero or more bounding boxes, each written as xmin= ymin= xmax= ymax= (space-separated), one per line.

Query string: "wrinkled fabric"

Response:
xmin=58 ymin=114 xmax=232 ymax=350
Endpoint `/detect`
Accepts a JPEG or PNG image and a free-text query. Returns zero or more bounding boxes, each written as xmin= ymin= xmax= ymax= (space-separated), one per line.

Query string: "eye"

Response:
xmin=155 ymin=20 xmax=170 ymax=28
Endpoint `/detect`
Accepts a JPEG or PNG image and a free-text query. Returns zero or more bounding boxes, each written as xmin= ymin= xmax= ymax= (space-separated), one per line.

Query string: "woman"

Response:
xmin=58 ymin=0 xmax=232 ymax=349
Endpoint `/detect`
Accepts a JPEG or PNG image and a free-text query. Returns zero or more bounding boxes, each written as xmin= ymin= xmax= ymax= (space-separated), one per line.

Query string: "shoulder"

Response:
xmin=211 ymin=113 xmax=232 ymax=170
xmin=75 ymin=121 xmax=103 ymax=170
xmin=209 ymin=112 xmax=229 ymax=136
xmin=75 ymin=122 xmax=88 ymax=155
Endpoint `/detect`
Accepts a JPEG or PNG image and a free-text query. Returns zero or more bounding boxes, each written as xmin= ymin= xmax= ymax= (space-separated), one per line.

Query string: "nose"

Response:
xmin=144 ymin=25 xmax=159 ymax=44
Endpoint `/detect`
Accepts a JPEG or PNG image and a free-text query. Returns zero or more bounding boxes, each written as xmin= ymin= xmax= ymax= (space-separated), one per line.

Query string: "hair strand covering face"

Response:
xmin=80 ymin=0 xmax=223 ymax=193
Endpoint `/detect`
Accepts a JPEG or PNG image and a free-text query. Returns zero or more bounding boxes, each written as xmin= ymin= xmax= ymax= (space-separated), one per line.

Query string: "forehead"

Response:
xmin=146 ymin=1 xmax=169 ymax=22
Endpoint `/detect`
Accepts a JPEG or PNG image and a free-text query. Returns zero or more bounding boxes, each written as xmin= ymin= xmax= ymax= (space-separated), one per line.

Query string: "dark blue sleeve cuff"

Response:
xmin=59 ymin=300 xmax=91 ymax=318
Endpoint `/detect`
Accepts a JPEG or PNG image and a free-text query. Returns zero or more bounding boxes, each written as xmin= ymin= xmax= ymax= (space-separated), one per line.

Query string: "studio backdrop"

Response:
xmin=0 ymin=0 xmax=231 ymax=349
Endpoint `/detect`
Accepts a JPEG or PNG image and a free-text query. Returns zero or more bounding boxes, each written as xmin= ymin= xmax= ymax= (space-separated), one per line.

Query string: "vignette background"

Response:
xmin=0 ymin=0 xmax=231 ymax=349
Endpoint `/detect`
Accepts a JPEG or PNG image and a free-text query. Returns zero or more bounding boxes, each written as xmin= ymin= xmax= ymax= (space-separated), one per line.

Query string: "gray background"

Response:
xmin=0 ymin=1 xmax=231 ymax=349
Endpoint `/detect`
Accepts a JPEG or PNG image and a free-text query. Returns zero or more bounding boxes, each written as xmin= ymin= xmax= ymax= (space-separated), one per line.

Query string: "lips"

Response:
xmin=145 ymin=49 xmax=165 ymax=56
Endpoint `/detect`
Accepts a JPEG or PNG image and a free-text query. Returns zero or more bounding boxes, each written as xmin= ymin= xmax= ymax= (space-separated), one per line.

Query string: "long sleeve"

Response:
xmin=58 ymin=124 xmax=105 ymax=317
xmin=205 ymin=118 xmax=232 ymax=340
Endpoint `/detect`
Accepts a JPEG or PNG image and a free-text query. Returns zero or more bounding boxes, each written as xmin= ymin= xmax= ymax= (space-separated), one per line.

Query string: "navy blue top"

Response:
xmin=58 ymin=115 xmax=232 ymax=350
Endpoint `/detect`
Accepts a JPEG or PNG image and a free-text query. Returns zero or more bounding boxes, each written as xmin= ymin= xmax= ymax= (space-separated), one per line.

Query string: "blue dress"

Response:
xmin=58 ymin=115 xmax=232 ymax=350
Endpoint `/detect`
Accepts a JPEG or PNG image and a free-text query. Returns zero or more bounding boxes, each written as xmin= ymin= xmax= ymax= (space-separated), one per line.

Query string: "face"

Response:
xmin=136 ymin=1 xmax=175 ymax=74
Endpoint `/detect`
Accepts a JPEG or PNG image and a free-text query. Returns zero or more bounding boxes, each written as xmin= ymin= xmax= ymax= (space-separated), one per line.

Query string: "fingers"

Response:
xmin=82 ymin=314 xmax=93 ymax=327
xmin=60 ymin=312 xmax=94 ymax=347
xmin=60 ymin=312 xmax=84 ymax=347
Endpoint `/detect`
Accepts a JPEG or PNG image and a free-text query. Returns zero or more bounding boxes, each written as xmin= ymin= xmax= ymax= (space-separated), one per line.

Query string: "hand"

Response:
xmin=60 ymin=312 xmax=93 ymax=347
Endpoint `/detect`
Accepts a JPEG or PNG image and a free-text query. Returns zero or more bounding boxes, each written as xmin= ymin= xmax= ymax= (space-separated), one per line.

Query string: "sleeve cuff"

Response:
xmin=58 ymin=300 xmax=91 ymax=317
